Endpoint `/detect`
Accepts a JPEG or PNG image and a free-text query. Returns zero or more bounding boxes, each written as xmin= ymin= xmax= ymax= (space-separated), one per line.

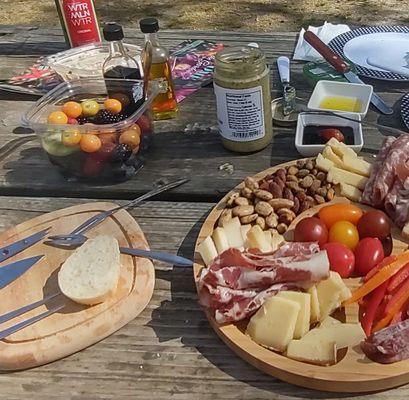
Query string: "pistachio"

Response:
xmin=316 ymin=171 xmax=327 ymax=181
xmin=277 ymin=223 xmax=288 ymax=234
xmin=310 ymin=179 xmax=322 ymax=193
xmin=218 ymin=208 xmax=232 ymax=227
xmin=311 ymin=168 xmax=318 ymax=176
xmin=266 ymin=213 xmax=278 ymax=228
xmin=240 ymin=213 xmax=258 ymax=224
xmin=255 ymin=201 xmax=274 ymax=217
xmin=234 ymin=196 xmax=249 ymax=206
xmin=254 ymin=189 xmax=273 ymax=201
xmin=244 ymin=176 xmax=259 ymax=191
xmin=316 ymin=187 xmax=328 ymax=197
xmin=297 ymin=169 xmax=310 ymax=178
xmin=232 ymin=204 xmax=254 ymax=217
xmin=256 ymin=216 xmax=266 ymax=230
xmin=268 ymin=198 xmax=294 ymax=211
xmin=296 ymin=159 xmax=306 ymax=168
xmin=300 ymin=175 xmax=314 ymax=189
xmin=287 ymin=165 xmax=299 ymax=175
xmin=305 ymin=160 xmax=314 ymax=170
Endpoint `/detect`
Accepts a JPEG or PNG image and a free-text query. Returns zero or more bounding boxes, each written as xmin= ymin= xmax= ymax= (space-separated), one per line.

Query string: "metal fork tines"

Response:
xmin=0 ymin=293 xmax=64 ymax=340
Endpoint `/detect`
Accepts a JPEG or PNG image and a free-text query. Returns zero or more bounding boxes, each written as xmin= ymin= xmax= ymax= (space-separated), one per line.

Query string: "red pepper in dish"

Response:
xmin=364 ymin=255 xmax=397 ymax=282
xmin=387 ymin=262 xmax=409 ymax=292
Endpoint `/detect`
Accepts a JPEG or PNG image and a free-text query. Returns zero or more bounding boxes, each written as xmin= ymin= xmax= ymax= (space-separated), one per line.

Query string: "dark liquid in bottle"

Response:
xmin=103 ymin=66 xmax=144 ymax=116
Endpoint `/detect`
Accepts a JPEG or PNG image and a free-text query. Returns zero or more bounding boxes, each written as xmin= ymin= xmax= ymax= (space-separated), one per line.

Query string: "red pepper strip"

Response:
xmin=373 ymin=278 xmax=409 ymax=332
xmin=364 ymin=255 xmax=397 ymax=282
xmin=390 ymin=309 xmax=403 ymax=326
xmin=360 ymin=280 xmax=389 ymax=337
xmin=344 ymin=252 xmax=409 ymax=306
xmin=387 ymin=262 xmax=409 ymax=292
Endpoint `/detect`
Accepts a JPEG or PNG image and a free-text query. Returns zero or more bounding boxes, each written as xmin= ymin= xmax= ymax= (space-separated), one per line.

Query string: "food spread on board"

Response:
xmin=196 ymin=134 xmax=409 ymax=368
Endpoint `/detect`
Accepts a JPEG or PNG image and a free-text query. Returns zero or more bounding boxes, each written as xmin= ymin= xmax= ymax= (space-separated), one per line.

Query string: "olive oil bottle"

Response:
xmin=140 ymin=18 xmax=178 ymax=120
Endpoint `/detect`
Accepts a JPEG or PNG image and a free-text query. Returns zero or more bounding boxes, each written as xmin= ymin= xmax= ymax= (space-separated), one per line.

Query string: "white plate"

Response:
xmin=343 ymin=33 xmax=409 ymax=72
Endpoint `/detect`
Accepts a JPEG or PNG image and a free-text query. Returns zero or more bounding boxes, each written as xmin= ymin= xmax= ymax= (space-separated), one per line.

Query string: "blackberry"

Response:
xmin=114 ymin=143 xmax=132 ymax=162
xmin=77 ymin=116 xmax=93 ymax=125
xmin=94 ymin=110 xmax=127 ymax=125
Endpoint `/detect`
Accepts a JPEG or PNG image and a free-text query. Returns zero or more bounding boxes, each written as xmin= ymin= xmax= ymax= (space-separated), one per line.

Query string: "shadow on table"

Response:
xmin=145 ymin=209 xmax=369 ymax=399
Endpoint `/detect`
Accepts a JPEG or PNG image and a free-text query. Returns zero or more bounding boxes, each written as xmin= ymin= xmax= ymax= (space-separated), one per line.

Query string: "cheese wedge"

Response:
xmin=316 ymin=271 xmax=350 ymax=319
xmin=307 ymin=286 xmax=320 ymax=323
xmin=327 ymin=137 xmax=357 ymax=159
xmin=301 ymin=322 xmax=365 ymax=349
xmin=322 ymin=146 xmax=346 ymax=169
xmin=286 ymin=338 xmax=336 ymax=366
xmin=223 ymin=217 xmax=244 ymax=248
xmin=271 ymin=232 xmax=285 ymax=252
xmin=197 ymin=236 xmax=218 ymax=266
xmin=340 ymin=182 xmax=362 ymax=202
xmin=319 ymin=316 xmax=342 ymax=328
xmin=327 ymin=166 xmax=368 ymax=190
xmin=240 ymin=224 xmax=252 ymax=244
xmin=246 ymin=296 xmax=300 ymax=352
xmin=247 ymin=225 xmax=272 ymax=252
xmin=316 ymin=153 xmax=334 ymax=172
xmin=277 ymin=291 xmax=311 ymax=339
xmin=342 ymin=153 xmax=372 ymax=177
xmin=212 ymin=227 xmax=229 ymax=254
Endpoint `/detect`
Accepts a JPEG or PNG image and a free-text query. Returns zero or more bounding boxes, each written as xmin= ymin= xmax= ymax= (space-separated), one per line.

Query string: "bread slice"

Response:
xmin=58 ymin=235 xmax=121 ymax=305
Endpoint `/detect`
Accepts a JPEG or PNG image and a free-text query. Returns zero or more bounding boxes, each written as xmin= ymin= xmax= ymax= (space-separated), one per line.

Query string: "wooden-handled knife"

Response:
xmin=303 ymin=30 xmax=394 ymax=115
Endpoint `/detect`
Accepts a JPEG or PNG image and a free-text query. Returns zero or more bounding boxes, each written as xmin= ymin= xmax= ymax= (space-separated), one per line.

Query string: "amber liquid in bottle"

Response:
xmin=149 ymin=61 xmax=178 ymax=119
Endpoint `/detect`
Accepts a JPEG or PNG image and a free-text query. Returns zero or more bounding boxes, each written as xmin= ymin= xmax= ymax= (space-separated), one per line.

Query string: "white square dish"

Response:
xmin=307 ymin=80 xmax=373 ymax=118
xmin=295 ymin=112 xmax=363 ymax=157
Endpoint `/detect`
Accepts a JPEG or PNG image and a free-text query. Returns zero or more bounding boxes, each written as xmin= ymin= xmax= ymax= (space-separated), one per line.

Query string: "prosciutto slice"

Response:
xmin=361 ymin=319 xmax=409 ymax=364
xmin=198 ymin=244 xmax=329 ymax=324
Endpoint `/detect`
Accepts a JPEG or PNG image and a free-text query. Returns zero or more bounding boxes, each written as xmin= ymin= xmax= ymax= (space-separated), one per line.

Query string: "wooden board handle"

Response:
xmin=303 ymin=31 xmax=350 ymax=74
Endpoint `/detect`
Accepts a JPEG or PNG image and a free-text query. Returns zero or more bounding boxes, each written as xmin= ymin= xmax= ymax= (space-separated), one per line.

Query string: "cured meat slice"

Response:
xmin=361 ymin=319 xmax=409 ymax=363
xmin=362 ymin=136 xmax=396 ymax=206
xmin=200 ymin=251 xmax=329 ymax=290
xmin=385 ymin=178 xmax=409 ymax=228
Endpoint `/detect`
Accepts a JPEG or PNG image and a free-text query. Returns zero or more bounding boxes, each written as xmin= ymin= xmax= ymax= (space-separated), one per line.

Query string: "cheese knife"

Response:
xmin=303 ymin=31 xmax=394 ymax=115
xmin=277 ymin=56 xmax=296 ymax=115
xmin=0 ymin=255 xmax=44 ymax=290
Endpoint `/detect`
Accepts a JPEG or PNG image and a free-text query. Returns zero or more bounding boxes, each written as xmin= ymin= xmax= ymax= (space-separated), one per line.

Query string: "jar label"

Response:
xmin=214 ymin=83 xmax=265 ymax=142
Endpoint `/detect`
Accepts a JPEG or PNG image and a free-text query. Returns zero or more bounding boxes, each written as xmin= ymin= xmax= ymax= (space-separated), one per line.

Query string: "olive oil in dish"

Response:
xmin=319 ymin=96 xmax=362 ymax=113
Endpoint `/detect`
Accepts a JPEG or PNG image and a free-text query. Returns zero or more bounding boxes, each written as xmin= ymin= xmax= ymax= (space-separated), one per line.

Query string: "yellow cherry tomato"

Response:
xmin=318 ymin=204 xmax=363 ymax=229
xmin=119 ymin=129 xmax=141 ymax=149
xmin=48 ymin=111 xmax=68 ymax=125
xmin=129 ymin=124 xmax=142 ymax=134
xmin=62 ymin=101 xmax=82 ymax=118
xmin=80 ymin=134 xmax=101 ymax=153
xmin=61 ymin=129 xmax=82 ymax=146
xmin=104 ymin=98 xmax=122 ymax=114
xmin=329 ymin=220 xmax=360 ymax=250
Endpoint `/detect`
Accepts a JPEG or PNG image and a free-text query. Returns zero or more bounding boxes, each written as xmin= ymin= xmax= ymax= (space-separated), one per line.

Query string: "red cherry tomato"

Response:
xmin=357 ymin=210 xmax=391 ymax=240
xmin=354 ymin=237 xmax=385 ymax=276
xmin=294 ymin=217 xmax=328 ymax=246
xmin=321 ymin=242 xmax=355 ymax=278
xmin=318 ymin=128 xmax=345 ymax=143
xmin=381 ymin=234 xmax=393 ymax=256
xmin=328 ymin=220 xmax=360 ymax=250
xmin=318 ymin=204 xmax=363 ymax=229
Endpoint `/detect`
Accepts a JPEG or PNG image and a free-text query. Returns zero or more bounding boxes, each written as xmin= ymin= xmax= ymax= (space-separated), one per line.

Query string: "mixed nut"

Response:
xmin=218 ymin=158 xmax=336 ymax=234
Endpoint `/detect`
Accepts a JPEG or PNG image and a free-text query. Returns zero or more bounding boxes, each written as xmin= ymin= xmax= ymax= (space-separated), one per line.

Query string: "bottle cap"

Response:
xmin=103 ymin=22 xmax=124 ymax=41
xmin=139 ymin=18 xmax=159 ymax=33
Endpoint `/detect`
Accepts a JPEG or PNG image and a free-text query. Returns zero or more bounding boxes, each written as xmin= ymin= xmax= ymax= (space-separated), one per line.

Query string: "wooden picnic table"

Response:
xmin=0 ymin=25 xmax=408 ymax=399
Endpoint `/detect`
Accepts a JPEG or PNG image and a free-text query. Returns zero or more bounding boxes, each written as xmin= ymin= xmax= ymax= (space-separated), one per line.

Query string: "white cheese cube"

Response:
xmin=307 ymin=286 xmax=321 ymax=323
xmin=212 ymin=227 xmax=229 ymax=254
xmin=247 ymin=225 xmax=272 ymax=253
xmin=316 ymin=153 xmax=334 ymax=172
xmin=223 ymin=217 xmax=244 ymax=249
xmin=286 ymin=338 xmax=336 ymax=366
xmin=327 ymin=137 xmax=357 ymax=159
xmin=340 ymin=182 xmax=362 ymax=202
xmin=342 ymin=154 xmax=372 ymax=177
xmin=240 ymin=224 xmax=252 ymax=244
xmin=322 ymin=146 xmax=346 ymax=169
xmin=277 ymin=291 xmax=311 ymax=339
xmin=327 ymin=166 xmax=368 ymax=190
xmin=319 ymin=316 xmax=342 ymax=328
xmin=246 ymin=296 xmax=300 ymax=352
xmin=197 ymin=236 xmax=218 ymax=266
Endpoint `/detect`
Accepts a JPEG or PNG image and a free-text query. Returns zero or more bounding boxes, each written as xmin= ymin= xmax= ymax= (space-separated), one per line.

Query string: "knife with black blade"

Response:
xmin=0 ymin=255 xmax=44 ymax=290
xmin=0 ymin=228 xmax=50 ymax=264
xmin=303 ymin=31 xmax=394 ymax=115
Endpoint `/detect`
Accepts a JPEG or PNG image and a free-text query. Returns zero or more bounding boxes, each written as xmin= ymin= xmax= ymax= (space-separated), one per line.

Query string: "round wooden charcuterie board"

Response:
xmin=193 ymin=160 xmax=409 ymax=393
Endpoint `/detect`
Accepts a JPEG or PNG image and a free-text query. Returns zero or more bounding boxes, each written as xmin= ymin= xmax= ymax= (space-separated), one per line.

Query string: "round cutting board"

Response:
xmin=193 ymin=161 xmax=409 ymax=393
xmin=0 ymin=202 xmax=155 ymax=370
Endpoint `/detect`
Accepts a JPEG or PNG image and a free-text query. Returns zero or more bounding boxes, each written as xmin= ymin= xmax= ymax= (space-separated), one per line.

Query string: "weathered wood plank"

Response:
xmin=0 ymin=196 xmax=408 ymax=399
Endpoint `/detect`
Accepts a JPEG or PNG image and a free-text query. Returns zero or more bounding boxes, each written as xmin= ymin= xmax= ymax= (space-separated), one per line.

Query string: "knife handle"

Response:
xmin=277 ymin=56 xmax=290 ymax=84
xmin=303 ymin=31 xmax=350 ymax=74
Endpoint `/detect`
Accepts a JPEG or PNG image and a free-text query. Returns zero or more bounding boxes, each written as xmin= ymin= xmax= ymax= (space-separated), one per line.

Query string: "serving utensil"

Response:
xmin=303 ymin=31 xmax=394 ymax=115
xmin=277 ymin=56 xmax=296 ymax=115
xmin=47 ymin=178 xmax=189 ymax=244
xmin=0 ymin=255 xmax=44 ymax=290
xmin=46 ymin=233 xmax=192 ymax=267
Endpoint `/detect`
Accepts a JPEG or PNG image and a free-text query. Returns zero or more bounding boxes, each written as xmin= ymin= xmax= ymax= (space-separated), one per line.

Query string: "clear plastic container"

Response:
xmin=22 ymin=77 xmax=158 ymax=182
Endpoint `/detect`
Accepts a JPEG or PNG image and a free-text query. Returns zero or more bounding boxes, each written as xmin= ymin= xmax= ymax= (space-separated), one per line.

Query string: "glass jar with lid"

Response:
xmin=213 ymin=46 xmax=273 ymax=152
